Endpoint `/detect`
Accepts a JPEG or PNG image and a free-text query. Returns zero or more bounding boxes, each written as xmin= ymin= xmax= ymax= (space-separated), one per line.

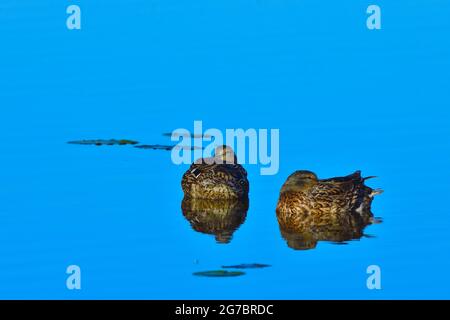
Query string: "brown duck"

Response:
xmin=276 ymin=170 xmax=382 ymax=249
xmin=181 ymin=145 xmax=249 ymax=200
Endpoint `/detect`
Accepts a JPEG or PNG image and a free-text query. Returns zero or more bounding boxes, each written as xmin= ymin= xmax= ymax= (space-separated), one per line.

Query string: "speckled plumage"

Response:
xmin=181 ymin=146 xmax=249 ymax=200
xmin=276 ymin=170 xmax=382 ymax=248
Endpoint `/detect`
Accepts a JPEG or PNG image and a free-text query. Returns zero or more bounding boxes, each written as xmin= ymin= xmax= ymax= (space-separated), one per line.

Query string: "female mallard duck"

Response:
xmin=181 ymin=145 xmax=249 ymax=200
xmin=276 ymin=170 xmax=382 ymax=236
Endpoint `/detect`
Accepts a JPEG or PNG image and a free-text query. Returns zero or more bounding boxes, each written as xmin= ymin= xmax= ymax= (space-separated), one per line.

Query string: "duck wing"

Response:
xmin=315 ymin=171 xmax=377 ymax=223
xmin=214 ymin=163 xmax=248 ymax=179
xmin=317 ymin=171 xmax=368 ymax=197
xmin=183 ymin=163 xmax=248 ymax=186
xmin=320 ymin=170 xmax=362 ymax=183
xmin=212 ymin=164 xmax=249 ymax=193
xmin=321 ymin=171 xmax=377 ymax=184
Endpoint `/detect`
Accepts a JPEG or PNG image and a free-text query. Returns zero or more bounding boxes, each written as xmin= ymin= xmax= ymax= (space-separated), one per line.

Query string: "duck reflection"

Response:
xmin=276 ymin=170 xmax=382 ymax=250
xmin=278 ymin=219 xmax=369 ymax=250
xmin=182 ymin=197 xmax=249 ymax=244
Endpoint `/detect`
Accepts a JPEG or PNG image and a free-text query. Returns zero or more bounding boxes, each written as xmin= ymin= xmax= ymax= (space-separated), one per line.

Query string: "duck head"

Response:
xmin=280 ymin=170 xmax=318 ymax=193
xmin=214 ymin=145 xmax=237 ymax=164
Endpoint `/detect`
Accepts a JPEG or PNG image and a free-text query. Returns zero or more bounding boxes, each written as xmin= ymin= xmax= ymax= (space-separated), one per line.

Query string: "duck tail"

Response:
xmin=369 ymin=188 xmax=384 ymax=197
xmin=363 ymin=175 xmax=378 ymax=181
xmin=369 ymin=217 xmax=383 ymax=224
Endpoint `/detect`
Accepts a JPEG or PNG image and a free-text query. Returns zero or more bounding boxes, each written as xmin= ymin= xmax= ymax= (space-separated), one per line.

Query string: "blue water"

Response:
xmin=1 ymin=1 xmax=449 ymax=299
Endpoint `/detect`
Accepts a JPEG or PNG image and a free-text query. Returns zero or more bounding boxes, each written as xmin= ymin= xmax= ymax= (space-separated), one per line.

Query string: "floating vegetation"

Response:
xmin=135 ymin=144 xmax=203 ymax=151
xmin=68 ymin=140 xmax=203 ymax=151
xmin=222 ymin=263 xmax=271 ymax=269
xmin=193 ymin=270 xmax=245 ymax=277
xmin=163 ymin=132 xmax=211 ymax=139
xmin=68 ymin=139 xmax=139 ymax=146
xmin=134 ymin=144 xmax=173 ymax=150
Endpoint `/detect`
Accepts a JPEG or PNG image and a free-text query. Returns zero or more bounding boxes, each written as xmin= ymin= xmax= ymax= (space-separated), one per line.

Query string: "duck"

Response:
xmin=181 ymin=145 xmax=249 ymax=200
xmin=181 ymin=197 xmax=249 ymax=244
xmin=276 ymin=170 xmax=383 ymax=244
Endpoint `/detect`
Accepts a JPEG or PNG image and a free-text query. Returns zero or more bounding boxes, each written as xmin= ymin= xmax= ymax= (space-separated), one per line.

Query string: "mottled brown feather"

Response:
xmin=276 ymin=170 xmax=382 ymax=249
xmin=181 ymin=151 xmax=249 ymax=199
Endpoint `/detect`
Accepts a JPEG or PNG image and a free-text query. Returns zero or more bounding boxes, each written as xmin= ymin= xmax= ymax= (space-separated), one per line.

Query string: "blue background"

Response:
xmin=0 ymin=0 xmax=449 ymax=299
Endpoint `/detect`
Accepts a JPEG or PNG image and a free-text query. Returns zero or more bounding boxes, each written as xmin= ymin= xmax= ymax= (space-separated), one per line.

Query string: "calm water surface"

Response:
xmin=0 ymin=1 xmax=449 ymax=299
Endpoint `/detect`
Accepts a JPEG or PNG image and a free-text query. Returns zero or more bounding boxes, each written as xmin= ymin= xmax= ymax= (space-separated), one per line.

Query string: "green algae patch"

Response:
xmin=135 ymin=144 xmax=203 ymax=151
xmin=163 ymin=132 xmax=211 ymax=139
xmin=193 ymin=270 xmax=245 ymax=277
xmin=68 ymin=139 xmax=139 ymax=146
xmin=134 ymin=144 xmax=173 ymax=150
xmin=222 ymin=263 xmax=271 ymax=269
